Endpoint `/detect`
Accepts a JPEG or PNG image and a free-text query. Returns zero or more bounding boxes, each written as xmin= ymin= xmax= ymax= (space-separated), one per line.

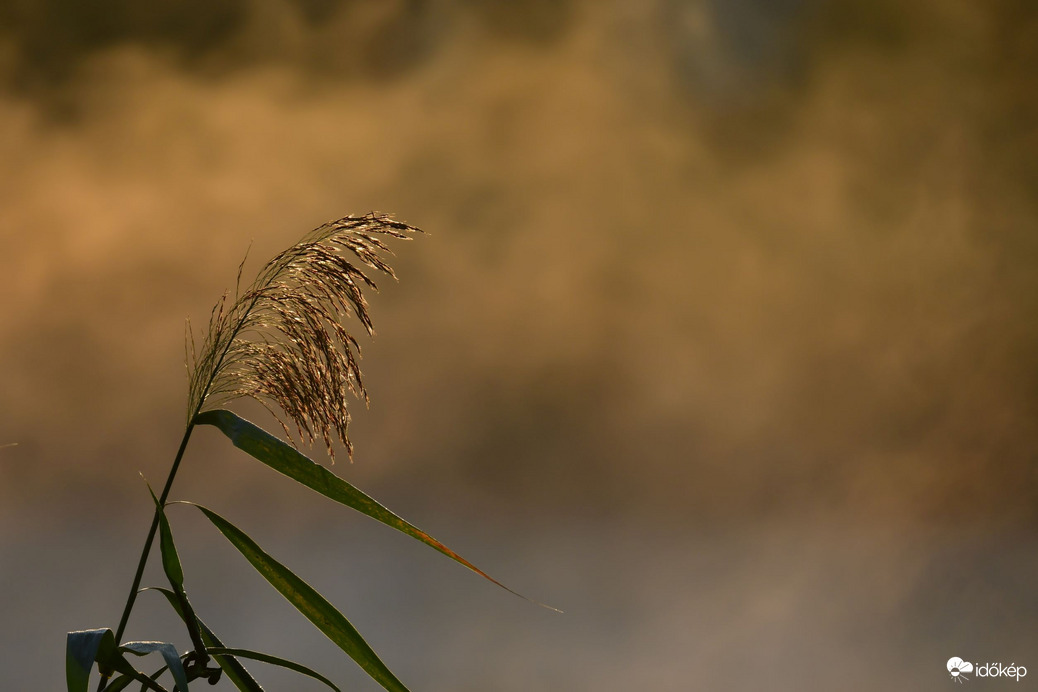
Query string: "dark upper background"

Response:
xmin=1 ymin=0 xmax=1036 ymax=527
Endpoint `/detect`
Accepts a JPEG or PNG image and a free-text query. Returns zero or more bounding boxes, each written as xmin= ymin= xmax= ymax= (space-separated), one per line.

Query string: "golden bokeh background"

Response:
xmin=1 ymin=1 xmax=1036 ymax=689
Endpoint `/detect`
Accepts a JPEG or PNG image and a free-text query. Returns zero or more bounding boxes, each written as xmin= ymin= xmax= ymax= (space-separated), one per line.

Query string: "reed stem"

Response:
xmin=97 ymin=423 xmax=196 ymax=691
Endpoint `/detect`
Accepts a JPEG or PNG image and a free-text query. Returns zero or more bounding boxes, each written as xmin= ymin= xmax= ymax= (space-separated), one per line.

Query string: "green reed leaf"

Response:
xmin=120 ymin=642 xmax=189 ymax=692
xmin=205 ymin=648 xmax=340 ymax=691
xmin=67 ymin=628 xmax=115 ymax=692
xmin=145 ymin=588 xmax=264 ymax=692
xmin=106 ymin=663 xmax=171 ymax=692
xmin=147 ymin=489 xmax=210 ymax=673
xmin=67 ymin=630 xmax=171 ymax=692
xmin=105 ymin=670 xmax=170 ymax=692
xmin=98 ymin=673 xmax=135 ymax=692
xmin=147 ymin=487 xmax=184 ymax=589
xmin=189 ymin=503 xmax=409 ymax=692
xmin=194 ymin=408 xmax=551 ymax=609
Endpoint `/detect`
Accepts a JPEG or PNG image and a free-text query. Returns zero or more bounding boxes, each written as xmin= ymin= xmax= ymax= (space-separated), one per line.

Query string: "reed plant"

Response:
xmin=66 ymin=214 xmax=542 ymax=692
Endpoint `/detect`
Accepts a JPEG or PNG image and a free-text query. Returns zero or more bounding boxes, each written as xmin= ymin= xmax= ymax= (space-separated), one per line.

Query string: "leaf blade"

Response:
xmin=195 ymin=408 xmax=550 ymax=608
xmin=120 ymin=642 xmax=189 ymax=692
xmin=148 ymin=487 xmax=184 ymax=588
xmin=101 ymin=674 xmax=135 ymax=692
xmin=67 ymin=631 xmax=172 ymax=692
xmin=190 ymin=503 xmax=409 ymax=692
xmin=66 ymin=628 xmax=114 ymax=692
xmin=108 ymin=664 xmax=169 ymax=692
xmin=107 ymin=670 xmax=171 ymax=692
xmin=145 ymin=588 xmax=264 ymax=692
xmin=146 ymin=487 xmax=212 ymax=673
xmin=205 ymin=648 xmax=340 ymax=691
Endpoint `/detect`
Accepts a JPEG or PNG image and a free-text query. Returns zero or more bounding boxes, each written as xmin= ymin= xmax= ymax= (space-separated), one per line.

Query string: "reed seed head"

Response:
xmin=186 ymin=213 xmax=421 ymax=461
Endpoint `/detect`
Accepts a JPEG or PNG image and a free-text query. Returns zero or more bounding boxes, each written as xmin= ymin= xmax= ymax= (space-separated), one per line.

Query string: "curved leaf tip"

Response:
xmin=189 ymin=502 xmax=409 ymax=692
xmin=195 ymin=408 xmax=559 ymax=612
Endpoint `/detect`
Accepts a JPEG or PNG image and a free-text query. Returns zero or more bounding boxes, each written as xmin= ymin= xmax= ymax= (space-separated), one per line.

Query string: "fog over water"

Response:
xmin=1 ymin=1 xmax=1036 ymax=689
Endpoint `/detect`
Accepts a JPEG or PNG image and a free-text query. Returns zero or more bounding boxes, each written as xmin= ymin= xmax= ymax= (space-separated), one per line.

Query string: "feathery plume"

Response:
xmin=187 ymin=213 xmax=421 ymax=461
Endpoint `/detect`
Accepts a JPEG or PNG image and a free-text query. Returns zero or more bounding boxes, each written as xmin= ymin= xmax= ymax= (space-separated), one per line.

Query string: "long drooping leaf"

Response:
xmin=103 ymin=670 xmax=170 ymax=692
xmin=147 ymin=488 xmax=209 ymax=667
xmin=120 ymin=642 xmax=189 ymax=692
xmin=146 ymin=588 xmax=263 ymax=692
xmin=104 ymin=663 xmax=170 ymax=692
xmin=67 ymin=630 xmax=171 ymax=692
xmin=189 ymin=503 xmax=409 ymax=692
xmin=195 ymin=408 xmax=551 ymax=609
xmin=101 ymin=674 xmax=136 ymax=692
xmin=67 ymin=629 xmax=115 ymax=692
xmin=206 ymin=648 xmax=340 ymax=691
xmin=148 ymin=488 xmax=184 ymax=588
xmin=131 ymin=675 xmax=169 ymax=692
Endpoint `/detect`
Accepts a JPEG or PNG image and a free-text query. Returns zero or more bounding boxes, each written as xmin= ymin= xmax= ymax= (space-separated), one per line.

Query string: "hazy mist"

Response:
xmin=1 ymin=2 xmax=1036 ymax=689
xmin=3 ymin=0 xmax=1035 ymax=524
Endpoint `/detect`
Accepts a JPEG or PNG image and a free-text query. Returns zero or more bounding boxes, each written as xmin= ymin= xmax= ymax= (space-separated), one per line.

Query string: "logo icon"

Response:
xmin=948 ymin=657 xmax=974 ymax=683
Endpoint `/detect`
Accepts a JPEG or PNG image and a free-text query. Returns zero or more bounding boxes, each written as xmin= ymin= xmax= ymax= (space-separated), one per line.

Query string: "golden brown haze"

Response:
xmin=1 ymin=1 xmax=1036 ymax=690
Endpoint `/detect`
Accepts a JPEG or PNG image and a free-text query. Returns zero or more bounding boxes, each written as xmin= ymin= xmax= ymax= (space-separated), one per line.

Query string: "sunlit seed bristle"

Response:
xmin=186 ymin=213 xmax=422 ymax=462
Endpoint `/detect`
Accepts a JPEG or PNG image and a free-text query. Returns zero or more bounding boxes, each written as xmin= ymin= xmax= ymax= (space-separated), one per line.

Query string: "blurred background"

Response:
xmin=1 ymin=0 xmax=1036 ymax=689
